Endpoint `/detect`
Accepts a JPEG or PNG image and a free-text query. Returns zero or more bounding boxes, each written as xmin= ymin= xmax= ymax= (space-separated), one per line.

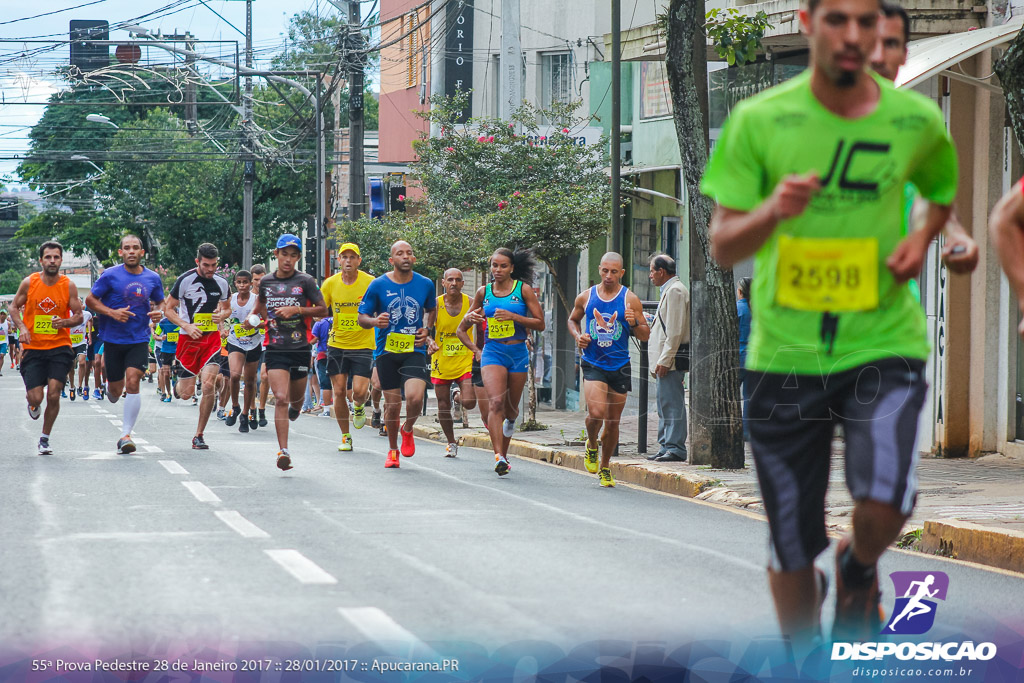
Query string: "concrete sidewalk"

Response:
xmin=390 ymin=401 xmax=1024 ymax=575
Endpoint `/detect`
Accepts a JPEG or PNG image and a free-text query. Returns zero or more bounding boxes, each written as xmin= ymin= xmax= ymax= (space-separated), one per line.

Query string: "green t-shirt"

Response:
xmin=701 ymin=70 xmax=956 ymax=375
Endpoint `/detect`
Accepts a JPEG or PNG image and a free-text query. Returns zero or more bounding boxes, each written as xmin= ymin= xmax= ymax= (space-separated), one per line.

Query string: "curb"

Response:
xmin=920 ymin=520 xmax=1024 ymax=574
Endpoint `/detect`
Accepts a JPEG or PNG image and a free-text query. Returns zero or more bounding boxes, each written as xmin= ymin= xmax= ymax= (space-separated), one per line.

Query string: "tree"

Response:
xmin=995 ymin=28 xmax=1024 ymax=158
xmin=663 ymin=2 xmax=769 ymax=468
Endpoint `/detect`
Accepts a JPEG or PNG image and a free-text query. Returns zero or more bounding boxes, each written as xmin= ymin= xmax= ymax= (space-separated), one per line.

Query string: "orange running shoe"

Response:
xmin=385 ymin=449 xmax=401 ymax=468
xmin=400 ymin=428 xmax=415 ymax=457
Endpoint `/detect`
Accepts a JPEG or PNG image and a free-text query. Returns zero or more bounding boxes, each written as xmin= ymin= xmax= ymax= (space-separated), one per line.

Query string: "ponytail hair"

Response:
xmin=492 ymin=247 xmax=538 ymax=286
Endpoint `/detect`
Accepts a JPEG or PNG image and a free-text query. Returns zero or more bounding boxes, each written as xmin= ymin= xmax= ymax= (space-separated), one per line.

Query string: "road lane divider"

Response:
xmin=181 ymin=481 xmax=221 ymax=503
xmin=264 ymin=549 xmax=337 ymax=584
xmin=215 ymin=511 xmax=270 ymax=539
xmin=158 ymin=460 xmax=188 ymax=475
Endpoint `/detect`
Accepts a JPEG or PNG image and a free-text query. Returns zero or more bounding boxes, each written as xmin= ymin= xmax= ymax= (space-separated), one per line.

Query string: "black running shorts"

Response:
xmin=265 ymin=347 xmax=312 ymax=382
xmin=226 ymin=342 xmax=262 ymax=364
xmin=325 ymin=347 xmax=372 ymax=379
xmin=21 ymin=347 xmax=75 ymax=391
xmin=103 ymin=342 xmax=150 ymax=383
xmin=375 ymin=351 xmax=430 ymax=391
xmin=745 ymin=357 xmax=927 ymax=572
xmin=581 ymin=360 xmax=632 ymax=395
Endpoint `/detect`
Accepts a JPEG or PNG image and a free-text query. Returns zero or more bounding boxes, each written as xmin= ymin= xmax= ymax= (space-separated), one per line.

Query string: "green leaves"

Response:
xmin=705 ymin=8 xmax=772 ymax=67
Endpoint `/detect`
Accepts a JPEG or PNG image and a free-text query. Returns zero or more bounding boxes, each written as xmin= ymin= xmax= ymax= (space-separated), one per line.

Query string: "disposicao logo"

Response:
xmin=884 ymin=571 xmax=949 ymax=635
xmin=832 ymin=570 xmax=998 ymax=662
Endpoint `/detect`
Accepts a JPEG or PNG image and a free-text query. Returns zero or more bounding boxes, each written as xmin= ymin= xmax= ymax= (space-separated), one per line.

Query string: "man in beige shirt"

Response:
xmin=647 ymin=254 xmax=690 ymax=462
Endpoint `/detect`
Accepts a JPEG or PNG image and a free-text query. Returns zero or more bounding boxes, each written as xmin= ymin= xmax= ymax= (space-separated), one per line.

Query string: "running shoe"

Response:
xmin=148 ymin=375 xmax=153 ymax=383
xmin=258 ymin=409 xmax=268 ymax=427
xmin=37 ymin=438 xmax=52 ymax=455
xmin=378 ymin=423 xmax=387 ymax=437
xmin=216 ymin=408 xmax=226 ymax=421
xmin=320 ymin=407 xmax=331 ymax=417
xmin=276 ymin=449 xmax=293 ymax=471
xmin=445 ymin=443 xmax=458 ymax=458
xmin=288 ymin=407 xmax=301 ymax=421
xmin=400 ymin=428 xmax=415 ymax=457
xmin=117 ymin=436 xmax=136 ymax=454
xmin=495 ymin=456 xmax=510 ymax=476
xmin=162 ymin=396 xmax=171 ymax=403
xmin=831 ymin=536 xmax=884 ymax=643
xmin=249 ymin=410 xmax=259 ymax=430
xmin=584 ymin=441 xmax=599 ymax=473
xmin=69 ymin=389 xmax=76 ymax=402
xmin=238 ymin=416 xmax=249 ymax=433
xmin=27 ymin=404 xmax=40 ymax=420
xmin=191 ymin=396 xmax=198 ymax=406
xmin=82 ymin=388 xmax=89 ymax=401
xmin=192 ymin=435 xmax=209 ymax=450
xmin=226 ymin=406 xmax=240 ymax=427
xmin=371 ymin=410 xmax=382 ymax=429
xmin=599 ymin=467 xmax=616 ymax=487
xmin=60 ymin=388 xmax=67 ymax=399
xmin=353 ymin=404 xmax=366 ymax=429
xmin=92 ymin=389 xmax=102 ymax=400
xmin=385 ymin=449 xmax=400 ymax=468
xmin=502 ymin=418 xmax=516 ymax=437
xmin=338 ymin=434 xmax=353 ymax=452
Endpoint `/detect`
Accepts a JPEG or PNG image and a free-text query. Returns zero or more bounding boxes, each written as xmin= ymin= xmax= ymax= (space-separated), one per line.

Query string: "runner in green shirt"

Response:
xmin=701 ymin=0 xmax=977 ymax=651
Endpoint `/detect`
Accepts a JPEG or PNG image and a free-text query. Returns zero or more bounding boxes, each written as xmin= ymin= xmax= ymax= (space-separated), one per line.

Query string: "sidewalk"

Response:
xmin=396 ymin=400 xmax=1024 ymax=575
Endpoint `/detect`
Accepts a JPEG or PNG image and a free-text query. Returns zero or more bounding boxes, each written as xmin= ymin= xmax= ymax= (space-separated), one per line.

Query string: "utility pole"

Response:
xmin=429 ymin=0 xmax=445 ymax=138
xmin=242 ymin=0 xmax=255 ymax=269
xmin=610 ymin=0 xmax=622 ymax=254
xmin=185 ymin=32 xmax=197 ymax=134
xmin=347 ymin=0 xmax=364 ymax=220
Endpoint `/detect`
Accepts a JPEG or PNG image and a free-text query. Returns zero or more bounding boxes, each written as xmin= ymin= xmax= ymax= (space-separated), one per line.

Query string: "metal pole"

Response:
xmin=610 ymin=0 xmax=622 ymax=254
xmin=242 ymin=0 xmax=254 ymax=269
xmin=500 ymin=0 xmax=522 ymax=124
xmin=348 ymin=1 xmax=364 ymax=220
xmin=638 ymin=328 xmax=650 ymax=455
xmin=316 ymin=72 xmax=324 ymax=284
xmin=428 ymin=0 xmax=446 ymax=138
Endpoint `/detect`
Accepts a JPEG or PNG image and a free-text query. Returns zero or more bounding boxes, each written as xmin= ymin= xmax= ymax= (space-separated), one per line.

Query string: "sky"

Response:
xmin=0 ymin=0 xmax=370 ymax=180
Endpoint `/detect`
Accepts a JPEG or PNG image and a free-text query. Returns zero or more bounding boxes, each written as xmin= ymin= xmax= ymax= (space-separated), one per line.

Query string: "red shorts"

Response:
xmin=431 ymin=372 xmax=472 ymax=386
xmin=175 ymin=332 xmax=222 ymax=377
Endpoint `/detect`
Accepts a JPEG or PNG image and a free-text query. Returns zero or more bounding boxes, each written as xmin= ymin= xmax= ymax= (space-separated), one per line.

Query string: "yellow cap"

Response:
xmin=338 ymin=242 xmax=360 ymax=256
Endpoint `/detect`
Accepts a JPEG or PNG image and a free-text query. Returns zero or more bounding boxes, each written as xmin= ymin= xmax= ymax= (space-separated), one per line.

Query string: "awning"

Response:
xmin=896 ymin=19 xmax=1023 ymax=91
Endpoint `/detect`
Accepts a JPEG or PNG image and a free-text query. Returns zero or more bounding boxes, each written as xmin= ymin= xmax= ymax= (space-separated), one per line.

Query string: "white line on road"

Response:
xmin=181 ymin=481 xmax=221 ymax=503
xmin=109 ymin=420 xmax=123 ymax=427
xmin=264 ymin=549 xmax=337 ymax=584
xmin=142 ymin=445 xmax=164 ymax=453
xmin=159 ymin=460 xmax=188 ymax=475
xmin=215 ymin=511 xmax=270 ymax=539
xmin=338 ymin=607 xmax=437 ymax=657
xmin=132 ymin=438 xmax=149 ymax=444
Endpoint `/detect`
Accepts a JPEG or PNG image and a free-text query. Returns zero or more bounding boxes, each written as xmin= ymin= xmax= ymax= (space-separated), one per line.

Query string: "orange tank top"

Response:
xmin=24 ymin=272 xmax=72 ymax=350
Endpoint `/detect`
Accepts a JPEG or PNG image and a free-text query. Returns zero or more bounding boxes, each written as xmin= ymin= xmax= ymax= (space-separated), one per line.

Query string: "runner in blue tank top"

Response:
xmin=568 ymin=252 xmax=650 ymax=487
xmin=458 ymin=248 xmax=545 ymax=476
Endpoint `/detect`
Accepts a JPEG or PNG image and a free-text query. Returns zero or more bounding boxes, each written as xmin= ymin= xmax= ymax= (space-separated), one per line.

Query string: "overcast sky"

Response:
xmin=1 ymin=0 xmax=367 ymax=180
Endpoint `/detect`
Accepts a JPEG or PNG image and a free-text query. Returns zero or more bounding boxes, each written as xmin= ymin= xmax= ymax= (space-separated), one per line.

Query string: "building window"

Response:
xmin=541 ymin=52 xmax=572 ymax=120
xmin=632 ymin=218 xmax=658 ymax=301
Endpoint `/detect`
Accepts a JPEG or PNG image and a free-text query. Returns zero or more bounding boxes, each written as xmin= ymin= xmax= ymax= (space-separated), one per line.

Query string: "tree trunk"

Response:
xmin=995 ymin=29 xmax=1024 ymax=158
xmin=664 ymin=0 xmax=744 ymax=469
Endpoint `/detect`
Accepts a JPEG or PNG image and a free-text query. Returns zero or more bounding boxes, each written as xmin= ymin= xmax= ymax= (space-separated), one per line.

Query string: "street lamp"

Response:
xmin=70 ymin=154 xmax=104 ymax=173
xmin=86 ymin=113 xmax=119 ymax=128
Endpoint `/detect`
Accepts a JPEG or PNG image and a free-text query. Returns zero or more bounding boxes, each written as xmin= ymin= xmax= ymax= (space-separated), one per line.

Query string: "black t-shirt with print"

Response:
xmin=258 ymin=270 xmax=325 ymax=349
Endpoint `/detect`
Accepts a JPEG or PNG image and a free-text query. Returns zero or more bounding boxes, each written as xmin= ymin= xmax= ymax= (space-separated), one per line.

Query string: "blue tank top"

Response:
xmin=582 ymin=285 xmax=631 ymax=370
xmin=483 ymin=280 xmax=528 ymax=342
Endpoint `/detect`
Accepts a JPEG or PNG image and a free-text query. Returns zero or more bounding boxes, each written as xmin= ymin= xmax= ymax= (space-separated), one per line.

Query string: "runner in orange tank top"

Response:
xmin=8 ymin=240 xmax=84 ymax=455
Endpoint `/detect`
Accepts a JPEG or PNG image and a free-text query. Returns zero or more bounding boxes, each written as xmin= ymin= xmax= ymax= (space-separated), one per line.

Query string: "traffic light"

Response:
xmin=70 ymin=20 xmax=110 ymax=72
xmin=305 ymin=237 xmax=317 ymax=276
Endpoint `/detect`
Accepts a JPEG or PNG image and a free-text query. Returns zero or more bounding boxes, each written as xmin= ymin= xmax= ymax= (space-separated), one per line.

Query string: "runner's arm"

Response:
xmin=625 ymin=291 xmax=650 ymax=342
xmin=455 ymin=288 xmax=485 ymax=353
xmin=162 ymin=295 xmax=195 ymax=335
xmin=496 ymin=284 xmax=544 ymax=331
xmin=8 ymin=277 xmax=31 ymax=341
xmin=213 ymin=299 xmax=231 ymax=324
xmin=991 ymin=184 xmax=1024 ymax=314
xmin=55 ymin=282 xmax=85 ymax=329
xmin=888 ymin=202 xmax=953 ymax=283
xmin=566 ymin=290 xmax=591 ymax=350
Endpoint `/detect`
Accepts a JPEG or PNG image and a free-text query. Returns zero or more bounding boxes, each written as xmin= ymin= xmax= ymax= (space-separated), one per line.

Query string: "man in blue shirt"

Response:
xmin=155 ymin=316 xmax=180 ymax=403
xmin=85 ymin=234 xmax=165 ymax=454
xmin=358 ymin=240 xmax=437 ymax=469
xmin=310 ymin=316 xmax=333 ymax=417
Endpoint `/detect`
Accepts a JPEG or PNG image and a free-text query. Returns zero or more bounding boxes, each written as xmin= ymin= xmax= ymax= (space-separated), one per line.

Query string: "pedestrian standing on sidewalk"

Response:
xmin=358 ymin=240 xmax=437 ymax=469
xmin=430 ymin=268 xmax=478 ymax=458
xmin=8 ymin=240 xmax=84 ymax=454
xmin=701 ymin=0 xmax=976 ymax=652
xmin=646 ymin=254 xmax=690 ymax=463
xmin=991 ymin=177 xmax=1024 ymax=338
xmin=737 ymin=277 xmax=752 ymax=441
xmin=458 ymin=248 xmax=545 ymax=476
xmin=85 ymin=234 xmax=165 ymax=454
xmin=162 ymin=243 xmax=232 ymax=450
xmin=568 ymin=252 xmax=650 ymax=487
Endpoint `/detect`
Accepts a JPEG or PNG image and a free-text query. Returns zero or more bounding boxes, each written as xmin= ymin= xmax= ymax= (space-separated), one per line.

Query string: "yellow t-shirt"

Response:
xmin=431 ymin=294 xmax=474 ymax=380
xmin=320 ymin=270 xmax=375 ymax=350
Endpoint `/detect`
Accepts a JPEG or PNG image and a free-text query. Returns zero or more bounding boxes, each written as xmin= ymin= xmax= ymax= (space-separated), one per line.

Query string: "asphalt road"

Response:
xmin=1 ymin=371 xmax=1022 ymax=667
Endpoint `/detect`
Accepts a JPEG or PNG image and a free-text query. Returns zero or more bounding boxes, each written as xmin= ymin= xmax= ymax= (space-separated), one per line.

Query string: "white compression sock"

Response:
xmin=123 ymin=392 xmax=142 ymax=436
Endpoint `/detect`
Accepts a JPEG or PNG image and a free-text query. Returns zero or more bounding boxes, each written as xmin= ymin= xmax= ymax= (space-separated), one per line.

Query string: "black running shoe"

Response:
xmin=249 ymin=410 xmax=258 ymax=430
xmin=288 ymin=407 xmax=300 ymax=422
xmin=226 ymin=406 xmax=240 ymax=427
xmin=371 ymin=410 xmax=382 ymax=429
xmin=276 ymin=449 xmax=293 ymax=471
xmin=239 ymin=417 xmax=249 ymax=433
xmin=258 ymin=408 xmax=268 ymax=428
xmin=117 ymin=436 xmax=136 ymax=454
xmin=192 ymin=435 xmax=209 ymax=450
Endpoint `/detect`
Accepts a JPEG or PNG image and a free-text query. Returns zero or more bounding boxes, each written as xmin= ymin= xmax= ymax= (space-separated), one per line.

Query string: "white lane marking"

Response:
xmin=159 ymin=460 xmax=189 ymax=475
xmin=109 ymin=420 xmax=123 ymax=427
xmin=264 ymin=549 xmax=337 ymax=584
xmin=338 ymin=607 xmax=437 ymax=657
xmin=142 ymin=445 xmax=164 ymax=453
xmin=80 ymin=451 xmax=143 ymax=460
xmin=215 ymin=511 xmax=270 ymax=539
xmin=132 ymin=438 xmax=149 ymax=444
xmin=181 ymin=481 xmax=221 ymax=503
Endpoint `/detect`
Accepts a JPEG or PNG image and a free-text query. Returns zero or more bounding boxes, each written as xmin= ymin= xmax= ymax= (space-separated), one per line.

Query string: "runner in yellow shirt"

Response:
xmin=319 ymin=242 xmax=376 ymax=452
xmin=429 ymin=268 xmax=478 ymax=457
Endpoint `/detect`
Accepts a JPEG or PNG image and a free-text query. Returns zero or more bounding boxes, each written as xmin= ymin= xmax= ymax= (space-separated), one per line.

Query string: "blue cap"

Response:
xmin=276 ymin=233 xmax=302 ymax=250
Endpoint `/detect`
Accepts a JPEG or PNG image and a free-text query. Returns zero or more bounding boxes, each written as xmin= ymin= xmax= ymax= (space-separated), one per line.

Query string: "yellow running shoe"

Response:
xmin=584 ymin=441 xmax=599 ymax=474
xmin=599 ymin=467 xmax=615 ymax=487
xmin=338 ymin=433 xmax=353 ymax=452
xmin=352 ymin=403 xmax=366 ymax=430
